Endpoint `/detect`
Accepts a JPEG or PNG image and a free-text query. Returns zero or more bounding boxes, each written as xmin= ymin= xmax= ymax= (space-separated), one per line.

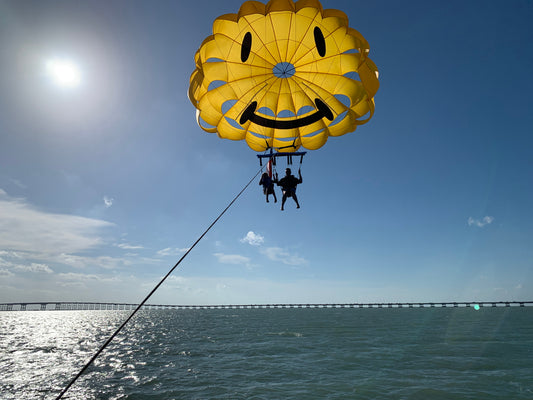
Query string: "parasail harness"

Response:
xmin=257 ymin=147 xmax=306 ymax=180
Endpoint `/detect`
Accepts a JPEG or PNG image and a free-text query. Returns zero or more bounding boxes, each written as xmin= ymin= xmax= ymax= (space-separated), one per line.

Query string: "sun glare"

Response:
xmin=45 ymin=58 xmax=82 ymax=88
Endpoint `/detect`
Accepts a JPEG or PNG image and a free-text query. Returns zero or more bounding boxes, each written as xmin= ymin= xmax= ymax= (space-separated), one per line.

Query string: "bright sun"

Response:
xmin=45 ymin=58 xmax=82 ymax=88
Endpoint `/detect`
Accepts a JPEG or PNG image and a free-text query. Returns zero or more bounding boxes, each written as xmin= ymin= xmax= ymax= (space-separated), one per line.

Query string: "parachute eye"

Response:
xmin=313 ymin=27 xmax=326 ymax=57
xmin=241 ymin=32 xmax=252 ymax=62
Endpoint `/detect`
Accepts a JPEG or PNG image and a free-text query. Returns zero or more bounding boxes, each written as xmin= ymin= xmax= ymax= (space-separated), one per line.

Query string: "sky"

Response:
xmin=1 ymin=0 xmax=532 ymax=305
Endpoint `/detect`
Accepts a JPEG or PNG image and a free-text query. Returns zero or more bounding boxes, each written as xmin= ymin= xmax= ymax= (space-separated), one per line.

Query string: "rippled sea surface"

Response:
xmin=1 ymin=308 xmax=532 ymax=399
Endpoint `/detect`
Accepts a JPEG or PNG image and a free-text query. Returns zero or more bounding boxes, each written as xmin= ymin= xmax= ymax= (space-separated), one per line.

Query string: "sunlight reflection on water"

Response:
xmin=0 ymin=311 xmax=128 ymax=400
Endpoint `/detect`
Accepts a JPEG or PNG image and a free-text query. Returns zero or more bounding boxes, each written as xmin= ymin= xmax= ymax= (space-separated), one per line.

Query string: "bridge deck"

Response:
xmin=1 ymin=301 xmax=532 ymax=311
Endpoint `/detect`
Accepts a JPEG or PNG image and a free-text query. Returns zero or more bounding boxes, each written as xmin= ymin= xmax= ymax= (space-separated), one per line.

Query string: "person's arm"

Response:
xmin=298 ymin=169 xmax=302 ymax=183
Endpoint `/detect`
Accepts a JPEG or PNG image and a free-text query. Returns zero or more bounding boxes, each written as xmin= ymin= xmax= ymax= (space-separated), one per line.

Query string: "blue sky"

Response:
xmin=1 ymin=0 xmax=532 ymax=305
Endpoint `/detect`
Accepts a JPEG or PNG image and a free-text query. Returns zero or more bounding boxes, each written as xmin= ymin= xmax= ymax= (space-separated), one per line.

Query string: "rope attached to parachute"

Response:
xmin=55 ymin=167 xmax=264 ymax=400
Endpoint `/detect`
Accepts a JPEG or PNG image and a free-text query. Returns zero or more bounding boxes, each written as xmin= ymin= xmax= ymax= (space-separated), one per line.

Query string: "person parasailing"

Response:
xmin=259 ymin=171 xmax=277 ymax=203
xmin=274 ymin=168 xmax=302 ymax=210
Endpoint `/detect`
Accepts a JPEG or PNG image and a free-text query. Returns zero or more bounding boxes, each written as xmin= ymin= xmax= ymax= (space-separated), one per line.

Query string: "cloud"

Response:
xmin=0 ymin=268 xmax=14 ymax=277
xmin=9 ymin=179 xmax=27 ymax=189
xmin=103 ymin=196 xmax=114 ymax=208
xmin=54 ymin=272 xmax=122 ymax=290
xmin=52 ymin=253 xmax=132 ymax=270
xmin=214 ymin=252 xmax=251 ymax=265
xmin=0 ymin=190 xmax=114 ymax=254
xmin=165 ymin=275 xmax=196 ymax=293
xmin=468 ymin=216 xmax=494 ymax=227
xmin=156 ymin=247 xmax=190 ymax=257
xmin=57 ymin=272 xmax=115 ymax=282
xmin=261 ymin=247 xmax=307 ymax=266
xmin=240 ymin=231 xmax=265 ymax=246
xmin=116 ymin=243 xmax=144 ymax=250
xmin=0 ymin=253 xmax=20 ymax=269
xmin=14 ymin=263 xmax=53 ymax=274
xmin=0 ymin=250 xmax=22 ymax=259
xmin=0 ymin=249 xmax=132 ymax=272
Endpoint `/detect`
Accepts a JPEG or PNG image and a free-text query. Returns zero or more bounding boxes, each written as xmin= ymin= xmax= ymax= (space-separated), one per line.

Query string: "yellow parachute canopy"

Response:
xmin=189 ymin=0 xmax=379 ymax=152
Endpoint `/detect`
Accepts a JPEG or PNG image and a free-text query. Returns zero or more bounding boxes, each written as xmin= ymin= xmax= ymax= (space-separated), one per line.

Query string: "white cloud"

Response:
xmin=0 ymin=253 xmax=18 ymax=269
xmin=52 ymin=253 xmax=132 ymax=270
xmin=240 ymin=231 xmax=264 ymax=246
xmin=214 ymin=252 xmax=251 ymax=265
xmin=0 ymin=249 xmax=131 ymax=272
xmin=261 ymin=247 xmax=307 ymax=266
xmin=156 ymin=247 xmax=190 ymax=257
xmin=468 ymin=216 xmax=494 ymax=227
xmin=116 ymin=243 xmax=144 ymax=250
xmin=0 ymin=250 xmax=22 ymax=259
xmin=0 ymin=190 xmax=114 ymax=254
xmin=14 ymin=263 xmax=53 ymax=274
xmin=57 ymin=272 xmax=112 ymax=282
xmin=103 ymin=196 xmax=114 ymax=208
xmin=53 ymin=272 xmax=123 ymax=290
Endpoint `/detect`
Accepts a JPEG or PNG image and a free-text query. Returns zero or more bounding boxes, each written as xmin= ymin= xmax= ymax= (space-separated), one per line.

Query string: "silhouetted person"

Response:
xmin=259 ymin=172 xmax=277 ymax=203
xmin=275 ymin=168 xmax=302 ymax=210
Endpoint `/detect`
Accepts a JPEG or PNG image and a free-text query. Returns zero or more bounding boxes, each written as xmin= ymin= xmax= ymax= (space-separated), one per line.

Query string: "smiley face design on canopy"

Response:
xmin=189 ymin=0 xmax=379 ymax=152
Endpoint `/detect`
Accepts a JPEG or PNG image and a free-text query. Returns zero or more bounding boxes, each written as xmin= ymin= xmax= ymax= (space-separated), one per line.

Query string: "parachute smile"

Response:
xmin=239 ymin=98 xmax=334 ymax=129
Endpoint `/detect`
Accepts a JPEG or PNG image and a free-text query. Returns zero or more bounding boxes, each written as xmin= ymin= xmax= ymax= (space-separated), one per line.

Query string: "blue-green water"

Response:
xmin=1 ymin=308 xmax=532 ymax=399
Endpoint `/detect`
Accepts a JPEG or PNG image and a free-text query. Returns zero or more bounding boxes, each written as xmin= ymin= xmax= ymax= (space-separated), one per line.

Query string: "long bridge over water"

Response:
xmin=0 ymin=301 xmax=531 ymax=311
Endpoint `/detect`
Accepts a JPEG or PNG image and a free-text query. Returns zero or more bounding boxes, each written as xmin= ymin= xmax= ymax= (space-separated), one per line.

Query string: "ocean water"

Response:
xmin=0 ymin=307 xmax=532 ymax=399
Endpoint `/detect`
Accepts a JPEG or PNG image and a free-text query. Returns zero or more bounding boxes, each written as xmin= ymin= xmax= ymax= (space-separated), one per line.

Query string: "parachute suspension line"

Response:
xmin=257 ymin=149 xmax=306 ymax=180
xmin=55 ymin=166 xmax=264 ymax=400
